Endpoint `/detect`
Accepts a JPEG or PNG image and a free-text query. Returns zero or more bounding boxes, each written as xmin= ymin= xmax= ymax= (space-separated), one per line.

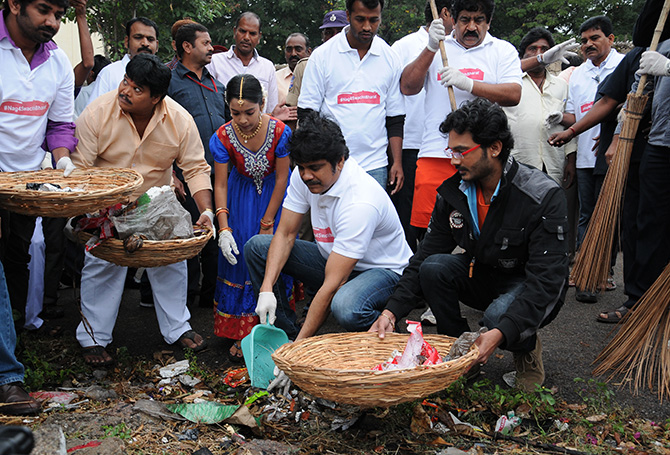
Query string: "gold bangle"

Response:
xmin=218 ymin=227 xmax=233 ymax=235
xmin=260 ymin=218 xmax=274 ymax=228
xmin=203 ymin=208 xmax=214 ymax=214
xmin=215 ymin=207 xmax=229 ymax=216
xmin=381 ymin=312 xmax=395 ymax=327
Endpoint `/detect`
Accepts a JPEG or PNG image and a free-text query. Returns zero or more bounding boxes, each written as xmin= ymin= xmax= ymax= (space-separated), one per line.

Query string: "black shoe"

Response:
xmin=0 ymin=383 xmax=40 ymax=416
xmin=39 ymin=305 xmax=64 ymax=319
xmin=575 ymin=289 xmax=598 ymax=303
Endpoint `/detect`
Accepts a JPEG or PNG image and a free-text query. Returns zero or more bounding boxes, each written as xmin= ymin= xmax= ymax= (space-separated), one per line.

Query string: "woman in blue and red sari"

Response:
xmin=209 ymin=74 xmax=292 ymax=362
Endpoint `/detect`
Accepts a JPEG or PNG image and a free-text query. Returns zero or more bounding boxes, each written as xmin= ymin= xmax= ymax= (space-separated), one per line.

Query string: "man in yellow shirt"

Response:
xmin=73 ymin=54 xmax=214 ymax=366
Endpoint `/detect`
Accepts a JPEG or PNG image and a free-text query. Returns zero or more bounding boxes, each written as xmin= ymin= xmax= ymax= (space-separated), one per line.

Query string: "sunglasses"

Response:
xmin=445 ymin=143 xmax=481 ymax=159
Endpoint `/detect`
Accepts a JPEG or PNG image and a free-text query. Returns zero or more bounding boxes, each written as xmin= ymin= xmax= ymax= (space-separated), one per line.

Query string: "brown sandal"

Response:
xmin=597 ymin=305 xmax=630 ymax=324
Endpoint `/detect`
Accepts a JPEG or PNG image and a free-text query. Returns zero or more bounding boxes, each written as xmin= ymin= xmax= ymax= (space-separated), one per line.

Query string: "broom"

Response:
xmin=570 ymin=0 xmax=670 ymax=293
xmin=591 ymin=0 xmax=670 ymax=399
xmin=429 ymin=0 xmax=457 ymax=111
xmin=593 ymin=263 xmax=670 ymax=400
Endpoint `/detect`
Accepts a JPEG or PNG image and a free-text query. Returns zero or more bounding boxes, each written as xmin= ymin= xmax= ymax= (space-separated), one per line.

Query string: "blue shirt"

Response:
xmin=168 ymin=62 xmax=229 ymax=169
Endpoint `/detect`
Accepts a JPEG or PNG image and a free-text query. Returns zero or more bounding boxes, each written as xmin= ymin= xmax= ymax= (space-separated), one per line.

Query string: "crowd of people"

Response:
xmin=0 ymin=0 xmax=669 ymax=415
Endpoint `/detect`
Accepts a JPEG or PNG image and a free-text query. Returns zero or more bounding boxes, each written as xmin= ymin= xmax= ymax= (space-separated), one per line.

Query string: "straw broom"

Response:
xmin=593 ymin=263 xmax=670 ymax=400
xmin=591 ymin=0 xmax=670 ymax=399
xmin=570 ymin=0 xmax=670 ymax=292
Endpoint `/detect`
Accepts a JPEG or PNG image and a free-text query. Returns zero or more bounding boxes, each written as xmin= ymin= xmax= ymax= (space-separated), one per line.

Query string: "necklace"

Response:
xmin=234 ymin=116 xmax=263 ymax=143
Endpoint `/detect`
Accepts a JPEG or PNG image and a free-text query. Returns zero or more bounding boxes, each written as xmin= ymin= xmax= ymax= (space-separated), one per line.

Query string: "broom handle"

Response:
xmin=636 ymin=0 xmax=670 ymax=95
xmin=429 ymin=0 xmax=458 ymax=111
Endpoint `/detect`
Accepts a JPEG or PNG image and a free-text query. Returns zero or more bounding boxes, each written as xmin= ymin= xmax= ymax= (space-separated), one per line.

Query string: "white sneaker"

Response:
xmin=421 ymin=308 xmax=437 ymax=325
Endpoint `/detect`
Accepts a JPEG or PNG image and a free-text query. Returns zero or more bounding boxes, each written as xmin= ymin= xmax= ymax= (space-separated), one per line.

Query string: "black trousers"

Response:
xmin=0 ymin=210 xmax=35 ymax=321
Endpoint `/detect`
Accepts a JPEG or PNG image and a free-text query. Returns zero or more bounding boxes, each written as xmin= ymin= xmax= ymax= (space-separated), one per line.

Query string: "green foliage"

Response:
xmin=491 ymin=0 xmax=645 ymax=49
xmin=102 ymin=422 xmax=133 ymax=440
xmin=20 ymin=340 xmax=76 ymax=391
xmin=574 ymin=377 xmax=615 ymax=412
xmin=71 ymin=0 xmax=230 ymax=61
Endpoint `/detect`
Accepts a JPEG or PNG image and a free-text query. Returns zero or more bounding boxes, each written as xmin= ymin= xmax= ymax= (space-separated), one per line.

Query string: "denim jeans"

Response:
xmin=419 ymin=253 xmax=536 ymax=353
xmin=245 ymin=235 xmax=401 ymax=340
xmin=0 ymin=261 xmax=25 ymax=385
xmin=366 ymin=166 xmax=388 ymax=190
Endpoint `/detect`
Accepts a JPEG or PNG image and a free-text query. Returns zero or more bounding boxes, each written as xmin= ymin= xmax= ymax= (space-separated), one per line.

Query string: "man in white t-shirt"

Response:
xmin=86 ymin=17 xmax=159 ymax=105
xmin=245 ymin=112 xmax=413 ymax=342
xmin=207 ymin=12 xmax=279 ymax=115
xmin=390 ymin=0 xmax=451 ymax=251
xmin=400 ymin=0 xmax=522 ymax=241
xmin=298 ymin=0 xmax=405 ymax=193
xmin=0 ymin=0 xmax=78 ymax=416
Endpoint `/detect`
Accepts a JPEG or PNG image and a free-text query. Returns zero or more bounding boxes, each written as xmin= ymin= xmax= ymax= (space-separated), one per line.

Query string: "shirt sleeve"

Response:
xmin=266 ymin=65 xmax=279 ymax=114
xmin=71 ymin=108 xmax=100 ymax=169
xmin=331 ymin=202 xmax=381 ymax=260
xmin=282 ymin=170 xmax=310 ymax=214
xmin=274 ymin=124 xmax=292 ymax=159
xmin=46 ymin=57 xmax=77 ymax=152
xmin=384 ymin=53 xmax=405 ymax=117
xmin=297 ymin=54 xmax=325 ymax=111
xmin=495 ymin=41 xmax=523 ymax=86
xmin=209 ymin=129 xmax=230 ymax=164
xmin=177 ymin=114 xmax=212 ymax=195
xmin=565 ymin=79 xmax=576 ymax=115
xmin=86 ymin=66 xmax=114 ymax=107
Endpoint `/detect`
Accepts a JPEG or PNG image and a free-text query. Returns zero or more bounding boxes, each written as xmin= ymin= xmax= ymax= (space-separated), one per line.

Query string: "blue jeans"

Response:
xmin=419 ymin=253 xmax=537 ymax=352
xmin=245 ymin=235 xmax=401 ymax=339
xmin=0 ymin=261 xmax=25 ymax=385
xmin=366 ymin=166 xmax=388 ymax=190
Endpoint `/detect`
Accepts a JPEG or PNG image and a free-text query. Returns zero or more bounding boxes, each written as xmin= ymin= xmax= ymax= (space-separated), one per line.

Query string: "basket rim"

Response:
xmin=272 ymin=331 xmax=478 ymax=374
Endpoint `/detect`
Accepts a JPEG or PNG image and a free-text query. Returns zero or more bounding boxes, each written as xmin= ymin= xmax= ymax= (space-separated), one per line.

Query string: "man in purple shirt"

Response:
xmin=0 ymin=0 xmax=77 ymax=415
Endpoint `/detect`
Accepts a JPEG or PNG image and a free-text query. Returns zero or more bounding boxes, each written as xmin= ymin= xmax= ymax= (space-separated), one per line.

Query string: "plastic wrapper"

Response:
xmin=111 ymin=185 xmax=193 ymax=240
xmin=443 ymin=327 xmax=487 ymax=362
xmin=372 ymin=321 xmax=442 ymax=370
xmin=495 ymin=411 xmax=521 ymax=435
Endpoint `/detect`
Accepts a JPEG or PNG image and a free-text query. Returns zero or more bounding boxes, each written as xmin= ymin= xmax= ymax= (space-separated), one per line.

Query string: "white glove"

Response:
xmin=267 ymin=365 xmax=291 ymax=395
xmin=426 ymin=19 xmax=446 ymax=53
xmin=56 ymin=156 xmax=76 ymax=177
xmin=439 ymin=66 xmax=474 ymax=93
xmin=637 ymin=50 xmax=670 ymax=77
xmin=218 ymin=230 xmax=238 ymax=265
xmin=540 ymin=38 xmax=579 ymax=65
xmin=201 ymin=210 xmax=216 ymax=240
xmin=255 ymin=291 xmax=277 ymax=325
xmin=545 ymin=111 xmax=563 ymax=129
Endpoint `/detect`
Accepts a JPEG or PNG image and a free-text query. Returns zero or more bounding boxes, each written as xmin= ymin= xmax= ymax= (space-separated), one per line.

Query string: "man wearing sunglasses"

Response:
xmin=371 ymin=98 xmax=568 ymax=392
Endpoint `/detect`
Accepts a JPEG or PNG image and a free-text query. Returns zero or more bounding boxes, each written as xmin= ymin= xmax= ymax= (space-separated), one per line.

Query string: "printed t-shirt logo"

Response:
xmin=337 ymin=91 xmax=380 ymax=104
xmin=0 ymin=100 xmax=49 ymax=116
xmin=449 ymin=210 xmax=464 ymax=229
xmin=437 ymin=68 xmax=485 ymax=81
xmin=580 ymin=101 xmax=594 ymax=113
xmin=313 ymin=227 xmax=335 ymax=243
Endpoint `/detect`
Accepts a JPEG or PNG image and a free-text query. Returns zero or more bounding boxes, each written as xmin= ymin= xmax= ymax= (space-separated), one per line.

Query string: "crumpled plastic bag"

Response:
xmin=111 ymin=186 xmax=193 ymax=240
xmin=443 ymin=327 xmax=487 ymax=362
xmin=373 ymin=321 xmax=442 ymax=370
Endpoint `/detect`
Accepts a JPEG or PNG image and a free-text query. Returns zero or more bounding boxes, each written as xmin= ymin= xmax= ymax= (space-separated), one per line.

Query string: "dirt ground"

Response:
xmin=6 ymin=253 xmax=670 ymax=454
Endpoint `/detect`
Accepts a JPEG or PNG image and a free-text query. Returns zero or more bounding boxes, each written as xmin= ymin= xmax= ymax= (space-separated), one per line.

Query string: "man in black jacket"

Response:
xmin=370 ymin=98 xmax=569 ymax=391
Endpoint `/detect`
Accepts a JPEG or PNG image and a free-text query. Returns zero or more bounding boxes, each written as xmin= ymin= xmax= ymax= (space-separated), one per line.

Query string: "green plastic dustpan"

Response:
xmin=241 ymin=322 xmax=289 ymax=389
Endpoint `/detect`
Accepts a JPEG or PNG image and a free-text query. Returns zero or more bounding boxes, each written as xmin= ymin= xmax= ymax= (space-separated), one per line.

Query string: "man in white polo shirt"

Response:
xmin=401 ymin=0 xmax=522 ymax=241
xmin=390 ymin=0 xmax=451 ymax=251
xmin=558 ymin=16 xmax=623 ymax=302
xmin=86 ymin=17 xmax=159 ymax=105
xmin=245 ymin=112 xmax=413 ymax=342
xmin=297 ymin=0 xmax=405 ymax=193
xmin=0 ymin=0 xmax=77 ymax=322
xmin=207 ymin=12 xmax=279 ymax=115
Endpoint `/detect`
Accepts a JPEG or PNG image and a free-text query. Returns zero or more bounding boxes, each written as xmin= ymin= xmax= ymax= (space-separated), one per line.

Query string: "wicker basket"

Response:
xmin=272 ymin=332 xmax=478 ymax=408
xmin=77 ymin=226 xmax=213 ymax=268
xmin=0 ymin=168 xmax=143 ymax=217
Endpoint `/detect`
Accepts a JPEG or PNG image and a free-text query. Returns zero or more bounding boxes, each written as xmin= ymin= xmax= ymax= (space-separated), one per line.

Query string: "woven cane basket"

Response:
xmin=272 ymin=332 xmax=478 ymax=408
xmin=0 ymin=168 xmax=143 ymax=217
xmin=77 ymin=226 xmax=213 ymax=268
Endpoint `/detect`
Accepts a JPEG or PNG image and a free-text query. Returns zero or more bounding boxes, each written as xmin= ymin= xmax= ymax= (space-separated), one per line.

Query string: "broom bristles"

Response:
xmin=572 ymin=93 xmax=649 ymax=292
xmin=593 ymin=262 xmax=670 ymax=400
